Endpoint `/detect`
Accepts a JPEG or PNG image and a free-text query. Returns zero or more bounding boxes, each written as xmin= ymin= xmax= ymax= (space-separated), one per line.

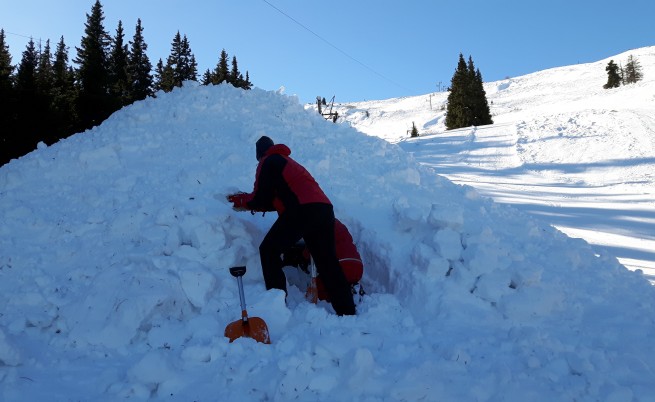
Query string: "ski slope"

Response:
xmin=335 ymin=46 xmax=655 ymax=279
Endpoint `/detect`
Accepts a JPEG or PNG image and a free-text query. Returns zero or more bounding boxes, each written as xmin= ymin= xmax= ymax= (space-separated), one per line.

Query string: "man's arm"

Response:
xmin=247 ymin=154 xmax=285 ymax=211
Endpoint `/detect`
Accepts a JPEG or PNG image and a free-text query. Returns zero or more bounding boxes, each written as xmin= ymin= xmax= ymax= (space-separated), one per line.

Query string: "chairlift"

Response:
xmin=316 ymin=95 xmax=339 ymax=123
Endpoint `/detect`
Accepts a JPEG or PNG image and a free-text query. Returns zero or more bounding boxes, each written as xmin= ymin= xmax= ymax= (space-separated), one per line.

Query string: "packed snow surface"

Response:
xmin=1 ymin=48 xmax=655 ymax=401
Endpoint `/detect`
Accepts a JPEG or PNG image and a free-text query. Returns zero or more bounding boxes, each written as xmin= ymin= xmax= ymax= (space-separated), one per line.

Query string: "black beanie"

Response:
xmin=256 ymin=136 xmax=274 ymax=161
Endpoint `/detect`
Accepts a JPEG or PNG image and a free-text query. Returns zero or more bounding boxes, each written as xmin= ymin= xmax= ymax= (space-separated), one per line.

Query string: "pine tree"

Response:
xmin=469 ymin=60 xmax=493 ymax=126
xmin=0 ymin=29 xmax=17 ymax=166
xmin=160 ymin=32 xmax=197 ymax=91
xmin=108 ymin=20 xmax=130 ymax=109
xmin=15 ymin=39 xmax=38 ymax=93
xmin=178 ymin=35 xmax=197 ymax=83
xmin=14 ymin=38 xmax=40 ymax=157
xmin=445 ymin=54 xmax=470 ymax=130
xmin=201 ymin=69 xmax=213 ymax=85
xmin=36 ymin=40 xmax=54 ymax=94
xmin=51 ymin=36 xmax=78 ymax=138
xmin=213 ymin=49 xmax=230 ymax=85
xmin=154 ymin=58 xmax=175 ymax=92
xmin=603 ymin=60 xmax=621 ymax=89
xmin=127 ymin=18 xmax=153 ymax=102
xmin=623 ymin=54 xmax=643 ymax=84
xmin=446 ymin=53 xmax=493 ymax=130
xmin=74 ymin=0 xmax=112 ymax=129
xmin=0 ymin=29 xmax=12 ymax=92
xmin=243 ymin=71 xmax=252 ymax=90
xmin=230 ymin=56 xmax=243 ymax=87
xmin=53 ymin=37 xmax=74 ymax=89
xmin=229 ymin=56 xmax=252 ymax=89
xmin=165 ymin=31 xmax=183 ymax=87
xmin=410 ymin=122 xmax=419 ymax=137
xmin=35 ymin=39 xmax=57 ymax=144
xmin=202 ymin=49 xmax=252 ymax=89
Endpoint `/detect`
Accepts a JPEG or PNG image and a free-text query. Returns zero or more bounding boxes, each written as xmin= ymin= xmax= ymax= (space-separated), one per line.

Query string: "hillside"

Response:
xmin=1 ymin=50 xmax=654 ymax=400
xmin=332 ymin=46 xmax=655 ymax=277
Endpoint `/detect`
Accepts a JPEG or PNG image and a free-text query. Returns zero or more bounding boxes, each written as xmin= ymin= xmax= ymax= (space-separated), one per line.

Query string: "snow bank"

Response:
xmin=1 ymin=82 xmax=654 ymax=401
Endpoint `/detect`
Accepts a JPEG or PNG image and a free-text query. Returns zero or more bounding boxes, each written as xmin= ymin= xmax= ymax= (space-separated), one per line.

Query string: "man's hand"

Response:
xmin=226 ymin=192 xmax=252 ymax=211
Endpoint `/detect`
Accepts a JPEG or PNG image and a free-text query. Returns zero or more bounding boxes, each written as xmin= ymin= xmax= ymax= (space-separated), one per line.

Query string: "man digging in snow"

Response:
xmin=227 ymin=136 xmax=356 ymax=316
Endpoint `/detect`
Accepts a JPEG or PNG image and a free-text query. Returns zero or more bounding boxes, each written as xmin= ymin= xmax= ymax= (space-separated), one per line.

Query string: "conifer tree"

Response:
xmin=445 ymin=54 xmax=470 ymax=130
xmin=213 ymin=49 xmax=230 ymax=85
xmin=623 ymin=54 xmax=643 ymax=84
xmin=230 ymin=56 xmax=243 ymax=87
xmin=154 ymin=58 xmax=175 ymax=92
xmin=51 ymin=36 xmax=78 ymax=138
xmin=228 ymin=56 xmax=252 ymax=89
xmin=201 ymin=69 xmax=213 ymax=85
xmin=14 ymin=38 xmax=40 ymax=156
xmin=446 ymin=53 xmax=493 ymax=130
xmin=0 ymin=29 xmax=12 ymax=92
xmin=160 ymin=32 xmax=197 ymax=91
xmin=202 ymin=49 xmax=252 ymax=89
xmin=165 ymin=31 xmax=183 ymax=84
xmin=410 ymin=122 xmax=419 ymax=137
xmin=468 ymin=58 xmax=493 ymax=126
xmin=603 ymin=60 xmax=621 ymax=89
xmin=15 ymin=39 xmax=38 ymax=93
xmin=0 ymin=29 xmax=16 ymax=166
xmin=36 ymin=40 xmax=54 ymax=94
xmin=243 ymin=71 xmax=252 ymax=90
xmin=127 ymin=19 xmax=153 ymax=102
xmin=74 ymin=0 xmax=112 ymax=129
xmin=178 ymin=35 xmax=197 ymax=83
xmin=35 ymin=39 xmax=58 ymax=144
xmin=108 ymin=20 xmax=130 ymax=108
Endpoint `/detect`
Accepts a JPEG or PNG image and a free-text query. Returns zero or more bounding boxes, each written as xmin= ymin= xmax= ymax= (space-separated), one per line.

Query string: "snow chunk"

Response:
xmin=392 ymin=197 xmax=424 ymax=231
xmin=178 ymin=264 xmax=217 ymax=308
xmin=434 ymin=228 xmax=462 ymax=261
xmin=428 ymin=202 xmax=464 ymax=230
xmin=0 ymin=330 xmax=20 ymax=366
xmin=78 ymin=145 xmax=121 ymax=170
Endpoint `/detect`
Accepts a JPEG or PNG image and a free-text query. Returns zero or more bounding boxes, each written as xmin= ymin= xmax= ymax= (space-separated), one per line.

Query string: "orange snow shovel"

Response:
xmin=224 ymin=266 xmax=271 ymax=344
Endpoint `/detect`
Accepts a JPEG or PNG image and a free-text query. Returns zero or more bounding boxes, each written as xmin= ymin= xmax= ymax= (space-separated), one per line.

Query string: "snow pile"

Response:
xmin=1 ymin=79 xmax=654 ymax=400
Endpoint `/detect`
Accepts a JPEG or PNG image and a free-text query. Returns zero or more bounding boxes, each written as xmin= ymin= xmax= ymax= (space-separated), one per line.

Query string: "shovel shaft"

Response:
xmin=306 ymin=257 xmax=318 ymax=304
xmin=310 ymin=258 xmax=317 ymax=278
xmin=236 ymin=275 xmax=248 ymax=322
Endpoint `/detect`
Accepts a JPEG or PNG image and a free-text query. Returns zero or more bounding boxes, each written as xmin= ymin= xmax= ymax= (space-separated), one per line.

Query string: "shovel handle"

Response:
xmin=305 ymin=256 xmax=318 ymax=304
xmin=230 ymin=266 xmax=247 ymax=277
xmin=230 ymin=266 xmax=249 ymax=322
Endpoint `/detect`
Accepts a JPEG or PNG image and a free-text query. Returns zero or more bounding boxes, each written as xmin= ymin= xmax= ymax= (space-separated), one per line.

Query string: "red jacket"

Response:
xmin=247 ymin=144 xmax=331 ymax=214
xmin=315 ymin=219 xmax=363 ymax=301
xmin=334 ymin=219 xmax=363 ymax=284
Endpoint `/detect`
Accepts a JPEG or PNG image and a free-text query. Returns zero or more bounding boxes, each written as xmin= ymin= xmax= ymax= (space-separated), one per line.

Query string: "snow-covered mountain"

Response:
xmin=1 ymin=47 xmax=654 ymax=401
xmin=333 ymin=45 xmax=655 ymax=278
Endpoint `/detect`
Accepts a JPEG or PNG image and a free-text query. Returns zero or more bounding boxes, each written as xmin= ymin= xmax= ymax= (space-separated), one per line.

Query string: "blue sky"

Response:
xmin=3 ymin=0 xmax=654 ymax=104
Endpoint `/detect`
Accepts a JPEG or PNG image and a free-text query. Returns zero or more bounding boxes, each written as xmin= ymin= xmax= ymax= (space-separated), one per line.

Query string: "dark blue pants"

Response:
xmin=259 ymin=203 xmax=356 ymax=315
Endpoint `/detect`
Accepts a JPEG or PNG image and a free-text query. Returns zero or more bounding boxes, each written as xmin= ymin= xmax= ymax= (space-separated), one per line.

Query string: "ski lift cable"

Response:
xmin=4 ymin=30 xmax=45 ymax=43
xmin=261 ymin=0 xmax=412 ymax=93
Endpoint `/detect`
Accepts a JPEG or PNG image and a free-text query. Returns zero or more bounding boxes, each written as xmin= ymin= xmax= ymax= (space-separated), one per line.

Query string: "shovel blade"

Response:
xmin=225 ymin=317 xmax=271 ymax=344
xmin=305 ymin=278 xmax=318 ymax=304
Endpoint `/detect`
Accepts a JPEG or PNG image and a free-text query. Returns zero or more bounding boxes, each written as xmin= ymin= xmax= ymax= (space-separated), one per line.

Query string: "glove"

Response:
xmin=226 ymin=192 xmax=252 ymax=211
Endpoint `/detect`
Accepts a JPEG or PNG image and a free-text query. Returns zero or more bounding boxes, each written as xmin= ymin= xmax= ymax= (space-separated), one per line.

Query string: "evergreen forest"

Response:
xmin=1 ymin=0 xmax=252 ymax=166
